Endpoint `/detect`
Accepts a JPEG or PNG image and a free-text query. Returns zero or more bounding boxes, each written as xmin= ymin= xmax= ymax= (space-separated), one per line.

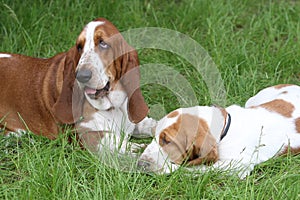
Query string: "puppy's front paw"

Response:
xmin=127 ymin=142 xmax=148 ymax=156
xmin=132 ymin=117 xmax=157 ymax=138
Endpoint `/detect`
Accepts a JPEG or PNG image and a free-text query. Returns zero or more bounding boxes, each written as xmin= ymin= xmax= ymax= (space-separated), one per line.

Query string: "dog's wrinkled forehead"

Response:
xmin=76 ymin=18 xmax=120 ymax=52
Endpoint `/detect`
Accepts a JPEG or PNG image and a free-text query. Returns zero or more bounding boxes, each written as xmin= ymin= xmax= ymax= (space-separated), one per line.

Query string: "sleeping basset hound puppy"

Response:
xmin=138 ymin=84 xmax=300 ymax=178
xmin=0 ymin=18 xmax=155 ymax=150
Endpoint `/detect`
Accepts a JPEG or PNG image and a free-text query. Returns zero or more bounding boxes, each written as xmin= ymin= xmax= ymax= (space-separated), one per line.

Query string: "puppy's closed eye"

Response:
xmin=159 ymin=132 xmax=171 ymax=146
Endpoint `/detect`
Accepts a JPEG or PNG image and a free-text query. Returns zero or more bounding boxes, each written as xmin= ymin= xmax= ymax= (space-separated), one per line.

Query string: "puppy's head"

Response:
xmin=138 ymin=106 xmax=226 ymax=174
xmin=75 ymin=18 xmax=148 ymax=123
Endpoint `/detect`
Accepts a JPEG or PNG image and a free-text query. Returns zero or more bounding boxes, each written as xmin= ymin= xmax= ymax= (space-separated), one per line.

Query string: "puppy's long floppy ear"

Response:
xmin=184 ymin=118 xmax=219 ymax=166
xmin=187 ymin=133 xmax=218 ymax=166
xmin=119 ymin=45 xmax=149 ymax=123
xmin=52 ymin=46 xmax=84 ymax=124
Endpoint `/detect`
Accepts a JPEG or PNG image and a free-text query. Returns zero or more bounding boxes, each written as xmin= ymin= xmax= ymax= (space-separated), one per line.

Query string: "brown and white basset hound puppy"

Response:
xmin=74 ymin=18 xmax=156 ymax=153
xmin=0 ymin=18 xmax=156 ymax=149
xmin=0 ymin=46 xmax=83 ymax=139
xmin=138 ymin=84 xmax=300 ymax=178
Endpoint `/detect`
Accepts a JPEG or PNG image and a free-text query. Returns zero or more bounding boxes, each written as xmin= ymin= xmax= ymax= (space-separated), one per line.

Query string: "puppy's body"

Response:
xmin=0 ymin=48 xmax=83 ymax=139
xmin=0 ymin=18 xmax=156 ymax=151
xmin=78 ymin=97 xmax=155 ymax=153
xmin=139 ymin=84 xmax=300 ymax=178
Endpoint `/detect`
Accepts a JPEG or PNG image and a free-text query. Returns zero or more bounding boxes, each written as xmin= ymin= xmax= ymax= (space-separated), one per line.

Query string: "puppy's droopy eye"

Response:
xmin=99 ymin=40 xmax=109 ymax=50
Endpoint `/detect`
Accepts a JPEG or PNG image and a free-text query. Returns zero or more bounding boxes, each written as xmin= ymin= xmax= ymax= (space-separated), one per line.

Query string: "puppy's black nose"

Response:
xmin=76 ymin=69 xmax=92 ymax=83
xmin=137 ymin=160 xmax=151 ymax=171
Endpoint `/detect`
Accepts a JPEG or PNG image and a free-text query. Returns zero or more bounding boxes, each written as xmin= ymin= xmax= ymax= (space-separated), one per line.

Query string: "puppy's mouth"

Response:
xmin=84 ymin=82 xmax=110 ymax=99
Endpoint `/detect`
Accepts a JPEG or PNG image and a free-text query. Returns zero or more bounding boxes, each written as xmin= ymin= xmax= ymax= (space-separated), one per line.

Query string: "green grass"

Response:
xmin=1 ymin=0 xmax=300 ymax=199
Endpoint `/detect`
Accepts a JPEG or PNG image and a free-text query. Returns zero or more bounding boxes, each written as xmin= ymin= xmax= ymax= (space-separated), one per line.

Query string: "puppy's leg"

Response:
xmin=131 ymin=117 xmax=157 ymax=138
xmin=78 ymin=131 xmax=104 ymax=153
xmin=211 ymin=160 xmax=255 ymax=179
xmin=187 ymin=160 xmax=254 ymax=179
xmin=278 ymin=134 xmax=300 ymax=156
xmin=128 ymin=117 xmax=157 ymax=155
xmin=96 ymin=132 xmax=139 ymax=155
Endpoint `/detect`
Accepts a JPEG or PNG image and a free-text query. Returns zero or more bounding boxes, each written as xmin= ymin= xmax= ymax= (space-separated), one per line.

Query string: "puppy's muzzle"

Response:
xmin=137 ymin=160 xmax=151 ymax=171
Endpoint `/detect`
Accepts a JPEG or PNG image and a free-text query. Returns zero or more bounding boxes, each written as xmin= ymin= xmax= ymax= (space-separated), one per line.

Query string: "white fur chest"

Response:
xmin=78 ymin=97 xmax=135 ymax=135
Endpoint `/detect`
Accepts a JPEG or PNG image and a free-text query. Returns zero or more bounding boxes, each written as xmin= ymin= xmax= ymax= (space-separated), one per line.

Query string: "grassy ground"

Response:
xmin=1 ymin=0 xmax=300 ymax=199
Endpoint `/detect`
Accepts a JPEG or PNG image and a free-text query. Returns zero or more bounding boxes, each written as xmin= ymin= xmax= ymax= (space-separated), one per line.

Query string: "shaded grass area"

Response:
xmin=1 ymin=0 xmax=300 ymax=199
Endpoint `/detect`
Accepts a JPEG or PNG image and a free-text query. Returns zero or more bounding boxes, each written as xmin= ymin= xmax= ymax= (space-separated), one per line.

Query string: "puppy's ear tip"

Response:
xmin=128 ymin=92 xmax=149 ymax=123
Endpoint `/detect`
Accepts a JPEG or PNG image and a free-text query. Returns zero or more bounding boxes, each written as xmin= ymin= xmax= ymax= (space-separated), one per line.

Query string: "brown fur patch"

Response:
xmin=167 ymin=111 xmax=179 ymax=118
xmin=259 ymin=99 xmax=295 ymax=118
xmin=159 ymin=116 xmax=182 ymax=147
xmin=217 ymin=107 xmax=228 ymax=134
xmin=278 ymin=146 xmax=300 ymax=156
xmin=159 ymin=114 xmax=218 ymax=165
xmin=273 ymin=84 xmax=293 ymax=89
xmin=295 ymin=118 xmax=300 ymax=133
xmin=76 ymin=29 xmax=86 ymax=53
